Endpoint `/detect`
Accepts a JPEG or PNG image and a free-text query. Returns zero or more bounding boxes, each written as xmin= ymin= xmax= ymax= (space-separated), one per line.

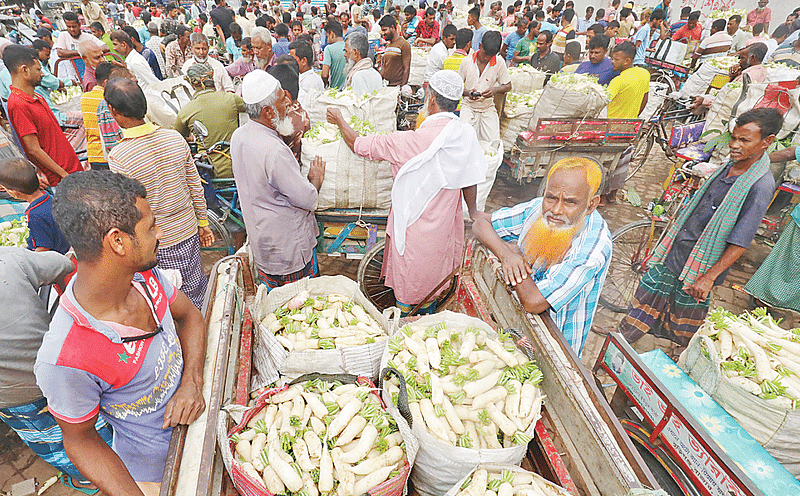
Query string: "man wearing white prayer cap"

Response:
xmin=327 ymin=70 xmax=488 ymax=315
xmin=230 ymin=70 xmax=327 ymax=290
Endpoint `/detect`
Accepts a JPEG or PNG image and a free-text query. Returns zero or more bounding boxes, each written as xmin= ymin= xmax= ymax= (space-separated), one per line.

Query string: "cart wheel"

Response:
xmin=627 ymin=124 xmax=656 ymax=181
xmin=357 ymin=239 xmax=459 ymax=312
xmin=599 ymin=219 xmax=668 ymax=313
xmin=620 ymin=419 xmax=701 ymax=496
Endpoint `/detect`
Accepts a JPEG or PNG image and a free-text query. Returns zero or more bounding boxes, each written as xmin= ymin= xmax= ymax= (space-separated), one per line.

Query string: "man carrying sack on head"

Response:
xmin=327 ymin=70 xmax=487 ymax=316
xmin=618 ymin=108 xmax=782 ymax=355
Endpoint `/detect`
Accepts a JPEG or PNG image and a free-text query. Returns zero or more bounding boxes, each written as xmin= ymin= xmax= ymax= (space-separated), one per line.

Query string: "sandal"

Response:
xmin=59 ymin=472 xmax=100 ymax=495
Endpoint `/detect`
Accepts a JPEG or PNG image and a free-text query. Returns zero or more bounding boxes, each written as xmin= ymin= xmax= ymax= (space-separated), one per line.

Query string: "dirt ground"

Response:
xmin=2 ymin=143 xmax=794 ymax=495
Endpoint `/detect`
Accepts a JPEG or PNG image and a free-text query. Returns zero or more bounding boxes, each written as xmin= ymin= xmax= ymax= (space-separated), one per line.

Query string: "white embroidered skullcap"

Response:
xmin=241 ymin=69 xmax=280 ymax=105
xmin=429 ymin=70 xmax=463 ymax=102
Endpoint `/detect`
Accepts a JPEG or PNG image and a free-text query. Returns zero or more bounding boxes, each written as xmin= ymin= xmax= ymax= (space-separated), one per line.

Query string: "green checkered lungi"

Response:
xmin=618 ymin=263 xmax=711 ymax=347
xmin=744 ymin=221 xmax=800 ymax=313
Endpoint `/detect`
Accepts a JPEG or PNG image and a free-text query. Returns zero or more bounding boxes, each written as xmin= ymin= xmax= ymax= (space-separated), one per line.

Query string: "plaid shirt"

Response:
xmin=491 ymin=198 xmax=612 ymax=355
xmin=416 ymin=19 xmax=440 ymax=41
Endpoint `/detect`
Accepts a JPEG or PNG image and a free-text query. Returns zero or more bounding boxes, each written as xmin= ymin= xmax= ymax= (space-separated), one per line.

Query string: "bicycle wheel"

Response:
xmin=599 ymin=219 xmax=668 ymax=313
xmin=203 ymin=209 xmax=234 ymax=256
xmin=627 ymin=124 xmax=656 ymax=181
xmin=651 ymin=71 xmax=677 ymax=94
xmin=357 ymin=239 xmax=459 ymax=312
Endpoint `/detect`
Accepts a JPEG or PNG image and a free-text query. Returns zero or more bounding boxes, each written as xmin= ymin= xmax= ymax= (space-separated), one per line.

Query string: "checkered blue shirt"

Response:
xmin=491 ymin=198 xmax=613 ymax=356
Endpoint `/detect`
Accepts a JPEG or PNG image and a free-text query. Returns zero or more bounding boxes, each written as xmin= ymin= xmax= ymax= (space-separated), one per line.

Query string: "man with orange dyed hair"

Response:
xmin=473 ymin=158 xmax=612 ymax=356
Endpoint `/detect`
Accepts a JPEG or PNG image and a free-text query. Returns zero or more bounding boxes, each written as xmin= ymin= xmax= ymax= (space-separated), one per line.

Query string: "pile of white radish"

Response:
xmin=697 ymin=308 xmax=800 ymax=409
xmin=453 ymin=468 xmax=568 ymax=496
xmin=231 ymin=379 xmax=408 ymax=496
xmin=260 ymin=291 xmax=388 ymax=351
xmin=384 ymin=322 xmax=543 ymax=449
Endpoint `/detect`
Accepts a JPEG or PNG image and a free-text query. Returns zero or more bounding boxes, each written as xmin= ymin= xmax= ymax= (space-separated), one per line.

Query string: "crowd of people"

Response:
xmin=0 ymin=0 xmax=796 ymax=494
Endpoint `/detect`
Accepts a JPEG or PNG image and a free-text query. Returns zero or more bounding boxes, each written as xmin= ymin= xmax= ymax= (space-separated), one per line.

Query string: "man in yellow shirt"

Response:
xmin=607 ymin=41 xmax=649 ymax=119
xmin=604 ymin=41 xmax=649 ymax=204
xmin=80 ymin=62 xmax=114 ymax=170
xmin=442 ymin=28 xmax=472 ymax=72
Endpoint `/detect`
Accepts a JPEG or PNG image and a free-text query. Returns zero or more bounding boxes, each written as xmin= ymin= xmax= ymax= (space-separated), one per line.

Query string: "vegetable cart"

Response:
xmin=157 ymin=245 xmax=666 ymax=496
xmin=594 ymin=331 xmax=800 ymax=496
xmin=315 ymin=208 xmax=389 ymax=258
xmin=500 ymin=118 xmax=643 ymax=194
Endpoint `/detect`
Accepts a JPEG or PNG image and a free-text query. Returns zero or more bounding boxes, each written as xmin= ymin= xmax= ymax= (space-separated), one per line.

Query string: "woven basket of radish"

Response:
xmin=380 ymin=311 xmax=544 ymax=496
xmin=444 ymin=465 xmax=570 ymax=496
xmin=251 ymin=276 xmax=400 ymax=388
xmin=680 ymin=307 xmax=800 ymax=477
xmin=222 ymin=374 xmax=414 ymax=496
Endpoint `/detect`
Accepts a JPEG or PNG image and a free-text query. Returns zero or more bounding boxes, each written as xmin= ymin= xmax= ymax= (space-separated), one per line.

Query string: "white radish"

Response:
xmin=351 ymin=446 xmax=404 ymax=475
xmin=441 ymin=394 xmax=466 ymax=434
xmin=268 ymin=447 xmax=303 ymax=492
xmin=473 ymin=385 xmax=508 ymax=409
xmin=249 ymin=432 xmax=267 ymax=462
xmin=302 ymin=392 xmax=328 ymax=419
xmin=304 ymin=430 xmax=323 ymax=460
xmin=409 ymin=401 xmax=425 ymax=427
xmin=487 ymin=403 xmax=518 ymax=436
xmin=294 ymin=438 xmax=316 ymax=471
xmin=460 ymin=331 xmax=477 ymax=358
xmin=240 ymin=462 xmax=265 ymax=488
xmin=427 ymin=336 xmax=442 ymax=369
xmin=318 ymin=444 xmax=334 ymax=493
xmin=474 ymin=360 xmax=501 ymax=379
xmin=337 ymin=471 xmax=355 ymax=496
xmin=718 ymin=328 xmax=733 ymax=360
xmin=238 ymin=429 xmax=257 ymax=441
xmin=430 ymin=373 xmax=444 ymax=404
xmin=464 ymin=370 xmax=502 ymax=398
xmin=303 ymin=477 xmax=319 ymax=496
xmin=352 ymin=465 xmax=395 ymax=495
xmin=519 ymin=382 xmax=537 ymax=418
xmin=461 ymin=468 xmax=488 ymax=496
xmin=497 ymin=482 xmax=514 ymax=496
xmin=309 ymin=416 xmax=325 ymax=434
xmin=340 ymin=424 xmax=379 ymax=463
xmin=420 ymin=398 xmax=450 ymax=441
xmin=335 ymin=415 xmax=367 ymax=446
xmin=235 ymin=439 xmax=251 ymax=461
xmin=327 ymin=398 xmax=361 ymax=437
xmin=262 ymin=465 xmax=285 ymax=494
xmin=385 ymin=431 xmax=404 ymax=448
xmin=484 ymin=337 xmax=519 ymax=367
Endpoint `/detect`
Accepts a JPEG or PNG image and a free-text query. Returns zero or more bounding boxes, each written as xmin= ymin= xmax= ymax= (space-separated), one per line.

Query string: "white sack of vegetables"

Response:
xmin=300 ymin=120 xmax=394 ymax=211
xmin=500 ymin=91 xmax=543 ymax=153
xmin=680 ymin=308 xmax=800 ymax=477
xmin=529 ymin=73 xmax=609 ymax=128
xmin=409 ymin=47 xmax=429 ymax=87
xmin=223 ymin=376 xmax=414 ymax=496
xmin=507 ymin=66 xmax=546 ymax=95
xmin=252 ymin=275 xmax=399 ymax=388
xmin=380 ymin=311 xmax=543 ymax=496
xmin=0 ymin=219 xmax=29 ymax=247
xmin=304 ymin=86 xmax=399 ymax=133
xmin=445 ymin=464 xmax=570 ymax=496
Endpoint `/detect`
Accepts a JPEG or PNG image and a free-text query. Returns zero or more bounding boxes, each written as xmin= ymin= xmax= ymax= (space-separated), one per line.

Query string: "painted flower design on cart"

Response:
xmin=662 ymin=363 xmax=681 ymax=378
xmin=697 ymin=414 xmax=724 ymax=435
xmin=680 ymin=384 xmax=715 ymax=408
xmin=747 ymin=459 xmax=774 ymax=479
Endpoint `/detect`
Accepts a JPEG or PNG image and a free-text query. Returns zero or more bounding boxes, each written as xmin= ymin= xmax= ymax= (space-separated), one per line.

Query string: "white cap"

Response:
xmin=241 ymin=69 xmax=280 ymax=105
xmin=429 ymin=70 xmax=464 ymax=102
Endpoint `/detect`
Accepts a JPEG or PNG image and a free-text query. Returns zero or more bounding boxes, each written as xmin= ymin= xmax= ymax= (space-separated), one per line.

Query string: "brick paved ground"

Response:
xmin=3 ymin=143 xmax=795 ymax=495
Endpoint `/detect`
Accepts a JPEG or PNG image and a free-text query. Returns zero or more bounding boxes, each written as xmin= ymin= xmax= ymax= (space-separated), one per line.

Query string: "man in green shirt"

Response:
xmin=322 ymin=20 xmax=347 ymax=89
xmin=174 ymin=63 xmax=245 ymax=179
xmin=513 ymin=21 xmax=539 ymax=66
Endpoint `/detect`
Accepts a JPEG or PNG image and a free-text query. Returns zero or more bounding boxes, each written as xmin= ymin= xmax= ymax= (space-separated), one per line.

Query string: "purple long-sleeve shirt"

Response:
xmin=231 ymin=120 xmax=319 ymax=275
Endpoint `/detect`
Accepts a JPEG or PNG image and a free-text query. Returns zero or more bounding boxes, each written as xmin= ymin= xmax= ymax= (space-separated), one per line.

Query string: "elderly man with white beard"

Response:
xmin=231 ymin=70 xmax=326 ymax=290
xmin=472 ymin=157 xmax=612 ymax=356
xmin=182 ymin=33 xmax=234 ymax=92
xmin=250 ymin=27 xmax=275 ymax=72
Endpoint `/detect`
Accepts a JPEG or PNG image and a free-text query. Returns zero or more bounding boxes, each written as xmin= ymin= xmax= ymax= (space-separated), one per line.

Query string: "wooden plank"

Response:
xmin=236 ymin=307 xmax=253 ymax=406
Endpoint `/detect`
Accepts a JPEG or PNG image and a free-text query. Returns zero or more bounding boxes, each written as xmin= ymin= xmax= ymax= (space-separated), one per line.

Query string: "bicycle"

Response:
xmin=192 ymin=121 xmax=244 ymax=256
xmin=599 ymin=163 xmax=701 ymax=312
xmin=396 ymin=92 xmax=424 ymax=131
xmin=627 ymin=92 xmax=701 ymax=182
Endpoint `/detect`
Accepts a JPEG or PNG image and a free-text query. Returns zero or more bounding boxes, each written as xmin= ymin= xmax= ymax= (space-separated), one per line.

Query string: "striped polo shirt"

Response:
xmin=80 ymin=85 xmax=106 ymax=164
xmin=108 ymin=123 xmax=208 ymax=248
